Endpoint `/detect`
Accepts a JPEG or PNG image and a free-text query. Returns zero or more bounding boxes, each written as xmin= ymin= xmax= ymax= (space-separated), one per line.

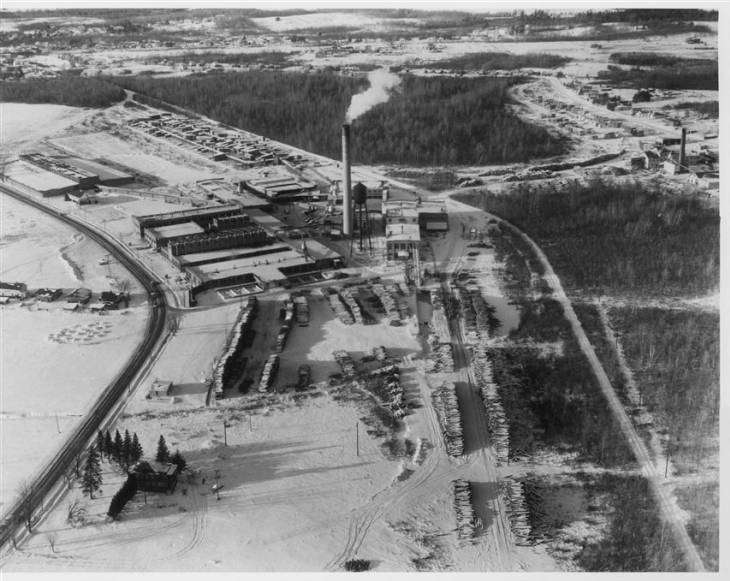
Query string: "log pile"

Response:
xmin=425 ymin=334 xmax=454 ymax=373
xmin=333 ymin=350 xmax=356 ymax=379
xmin=324 ymin=287 xmax=354 ymax=325
xmin=212 ymin=296 xmax=257 ymax=400
xmin=258 ymin=353 xmax=280 ymax=393
xmin=275 ymin=299 xmax=295 ymax=353
xmin=365 ymin=363 xmax=406 ymax=419
xmin=456 ymin=285 xmax=499 ymax=342
xmin=453 ymin=479 xmax=478 ymax=541
xmin=499 ymin=477 xmax=533 ymax=546
xmin=339 ymin=287 xmax=364 ymax=324
xmin=432 ymin=382 xmax=464 ymax=457
xmin=371 ymin=283 xmax=400 ymax=325
xmin=472 ymin=343 xmax=509 ymax=464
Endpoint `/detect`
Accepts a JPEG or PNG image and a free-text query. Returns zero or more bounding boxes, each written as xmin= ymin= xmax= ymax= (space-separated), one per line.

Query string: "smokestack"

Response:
xmin=679 ymin=127 xmax=687 ymax=174
xmin=342 ymin=123 xmax=352 ymax=236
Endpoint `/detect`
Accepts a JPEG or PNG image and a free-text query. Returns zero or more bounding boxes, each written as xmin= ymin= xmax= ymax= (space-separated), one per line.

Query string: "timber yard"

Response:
xmin=0 ymin=5 xmax=722 ymax=575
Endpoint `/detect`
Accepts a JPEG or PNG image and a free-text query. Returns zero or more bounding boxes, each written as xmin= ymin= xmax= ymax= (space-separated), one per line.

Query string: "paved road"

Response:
xmin=0 ymin=184 xmax=169 ymax=551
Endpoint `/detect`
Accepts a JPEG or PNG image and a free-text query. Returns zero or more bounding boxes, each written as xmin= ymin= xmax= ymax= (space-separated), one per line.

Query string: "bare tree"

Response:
xmin=45 ymin=532 xmax=57 ymax=553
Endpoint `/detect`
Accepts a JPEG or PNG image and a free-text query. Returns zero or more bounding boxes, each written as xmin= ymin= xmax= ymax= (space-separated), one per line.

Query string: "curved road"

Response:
xmin=0 ymin=184 xmax=168 ymax=550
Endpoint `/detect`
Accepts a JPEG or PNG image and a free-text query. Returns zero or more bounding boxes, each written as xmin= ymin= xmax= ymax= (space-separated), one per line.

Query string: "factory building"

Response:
xmin=3 ymin=160 xmax=80 ymax=197
xmin=133 ymin=204 xmax=244 ymax=237
xmin=164 ymin=224 xmax=268 ymax=257
xmin=241 ymin=175 xmax=318 ymax=202
xmin=20 ymin=153 xmax=99 ymax=189
xmin=144 ymin=222 xmax=206 ymax=249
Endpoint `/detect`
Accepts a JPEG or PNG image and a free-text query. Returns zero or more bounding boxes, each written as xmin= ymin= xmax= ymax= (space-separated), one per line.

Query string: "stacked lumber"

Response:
xmin=471 ymin=343 xmax=509 ymax=464
xmin=212 ymin=296 xmax=257 ymax=400
xmin=365 ymin=364 xmax=406 ymax=419
xmin=275 ymin=299 xmax=295 ymax=353
xmin=258 ymin=353 xmax=280 ymax=393
xmin=371 ymin=283 xmax=400 ymax=325
xmin=453 ymin=479 xmax=478 ymax=541
xmin=324 ymin=287 xmax=354 ymax=325
xmin=500 ymin=478 xmax=533 ymax=546
xmin=340 ymin=287 xmax=364 ymax=324
xmin=389 ymin=283 xmax=411 ymax=319
xmin=432 ymin=382 xmax=464 ymax=457
xmin=425 ymin=334 xmax=454 ymax=373
xmin=333 ymin=350 xmax=356 ymax=379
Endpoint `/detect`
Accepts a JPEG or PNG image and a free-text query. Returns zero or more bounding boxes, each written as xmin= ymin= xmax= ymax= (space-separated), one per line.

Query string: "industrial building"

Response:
xmin=382 ymin=200 xmax=448 ymax=268
xmin=133 ymin=204 xmax=244 ymax=237
xmin=196 ymin=179 xmax=273 ymax=210
xmin=144 ymin=222 xmax=206 ymax=249
xmin=3 ymin=160 xmax=80 ymax=197
xmin=241 ymin=174 xmax=318 ymax=202
xmin=20 ymin=153 xmax=99 ymax=189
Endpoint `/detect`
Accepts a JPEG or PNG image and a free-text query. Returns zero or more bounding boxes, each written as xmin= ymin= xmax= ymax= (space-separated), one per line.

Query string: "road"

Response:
xmin=0 ymin=184 xmax=169 ymax=551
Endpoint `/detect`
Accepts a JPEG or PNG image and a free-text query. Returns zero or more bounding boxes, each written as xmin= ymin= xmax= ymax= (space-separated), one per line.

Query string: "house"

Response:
xmin=36 ymin=288 xmax=63 ymax=302
xmin=132 ymin=460 xmax=179 ymax=493
xmin=0 ymin=282 xmax=27 ymax=299
xmin=67 ymin=191 xmax=98 ymax=205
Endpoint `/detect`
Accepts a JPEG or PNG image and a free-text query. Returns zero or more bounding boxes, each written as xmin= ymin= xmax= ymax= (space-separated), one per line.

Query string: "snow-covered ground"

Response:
xmin=0 ymin=194 xmax=149 ymax=514
xmin=253 ymin=11 xmax=420 ymax=33
xmin=0 ymin=103 xmax=94 ymax=150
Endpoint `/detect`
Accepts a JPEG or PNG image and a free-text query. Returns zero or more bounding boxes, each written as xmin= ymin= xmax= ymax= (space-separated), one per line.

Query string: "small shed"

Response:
xmin=132 ymin=460 xmax=179 ymax=494
xmin=149 ymin=379 xmax=173 ymax=398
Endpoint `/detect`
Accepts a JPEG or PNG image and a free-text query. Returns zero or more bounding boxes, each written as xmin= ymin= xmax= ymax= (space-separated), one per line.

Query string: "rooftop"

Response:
xmin=386 ymin=222 xmax=421 ymax=242
xmin=189 ymin=249 xmax=312 ymax=284
xmin=5 ymin=160 xmax=78 ymax=193
xmin=177 ymin=244 xmax=291 ymax=266
xmin=148 ymin=222 xmax=205 ymax=239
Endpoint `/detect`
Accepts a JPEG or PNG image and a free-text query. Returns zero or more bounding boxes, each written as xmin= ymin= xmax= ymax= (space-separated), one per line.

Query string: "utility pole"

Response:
xmin=223 ymin=420 xmax=229 ymax=447
xmin=356 ymin=421 xmax=359 ymax=457
xmin=55 ymin=414 xmax=61 ymax=434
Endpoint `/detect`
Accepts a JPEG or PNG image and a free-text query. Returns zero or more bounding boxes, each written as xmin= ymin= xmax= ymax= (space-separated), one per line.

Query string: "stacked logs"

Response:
xmin=453 ymin=479 xmax=478 ymax=541
xmin=499 ymin=477 xmax=533 ymax=546
xmin=275 ymin=298 xmax=295 ymax=353
xmin=334 ymin=350 xmax=356 ymax=379
xmin=212 ymin=296 xmax=257 ymax=399
xmin=425 ymin=334 xmax=454 ymax=373
xmin=471 ymin=342 xmax=509 ymax=465
xmin=324 ymin=288 xmax=354 ymax=325
xmin=340 ymin=287 xmax=364 ymax=325
xmin=432 ymin=382 xmax=464 ymax=457
xmin=258 ymin=353 xmax=280 ymax=393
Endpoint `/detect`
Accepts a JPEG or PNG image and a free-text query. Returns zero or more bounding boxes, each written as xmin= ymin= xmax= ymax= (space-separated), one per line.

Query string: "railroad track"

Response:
xmin=0 ymin=184 xmax=168 ymax=550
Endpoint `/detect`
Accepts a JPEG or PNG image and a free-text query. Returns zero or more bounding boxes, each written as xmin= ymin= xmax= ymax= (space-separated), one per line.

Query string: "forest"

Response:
xmin=0 ymin=76 xmax=125 ymax=108
xmin=144 ymin=51 xmax=295 ymax=67
xmin=120 ymin=72 xmax=566 ymax=165
xmin=455 ymin=178 xmax=720 ymax=298
xmin=419 ymin=52 xmax=570 ymax=71
xmin=609 ymin=307 xmax=719 ymax=475
xmin=597 ymin=63 xmax=717 ymax=90
xmin=670 ymin=101 xmax=719 ymax=117
xmin=608 ymin=52 xmax=716 ymax=68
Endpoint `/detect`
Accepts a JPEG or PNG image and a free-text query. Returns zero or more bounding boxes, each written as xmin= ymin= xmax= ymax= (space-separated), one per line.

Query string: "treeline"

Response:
xmin=609 ymin=52 xmax=716 ymax=68
xmin=145 ymin=51 xmax=294 ymax=66
xmin=597 ymin=64 xmax=718 ymax=90
xmin=0 ymin=76 xmax=125 ymax=108
xmin=671 ymin=101 xmax=719 ymax=117
xmin=422 ymin=52 xmax=570 ymax=71
xmin=455 ymin=178 xmax=720 ymax=297
xmin=610 ymin=307 xmax=719 ymax=474
xmin=120 ymin=72 xmax=566 ymax=165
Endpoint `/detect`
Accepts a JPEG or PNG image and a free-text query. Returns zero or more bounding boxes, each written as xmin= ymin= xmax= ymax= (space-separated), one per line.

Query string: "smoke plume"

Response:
xmin=345 ymin=68 xmax=401 ymax=123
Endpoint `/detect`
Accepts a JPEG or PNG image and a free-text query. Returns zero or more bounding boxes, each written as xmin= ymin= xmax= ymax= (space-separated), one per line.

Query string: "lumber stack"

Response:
xmin=371 ymin=283 xmax=400 ymax=325
xmin=258 ymin=353 xmax=280 ymax=393
xmin=500 ymin=477 xmax=533 ymax=546
xmin=212 ymin=296 xmax=257 ymax=400
xmin=432 ymin=382 xmax=464 ymax=457
xmin=275 ymin=299 xmax=295 ymax=353
xmin=453 ymin=479 xmax=478 ymax=541
xmin=425 ymin=333 xmax=454 ymax=373
xmin=333 ymin=350 xmax=356 ymax=379
xmin=471 ymin=343 xmax=510 ymax=465
xmin=340 ymin=287 xmax=364 ymax=324
xmin=324 ymin=287 xmax=354 ymax=325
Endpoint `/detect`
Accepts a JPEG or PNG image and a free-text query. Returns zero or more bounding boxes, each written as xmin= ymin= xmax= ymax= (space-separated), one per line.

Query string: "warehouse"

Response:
xmin=61 ymin=157 xmax=134 ymax=186
xmin=20 ymin=153 xmax=99 ymax=189
xmin=164 ymin=224 xmax=269 ymax=258
xmin=385 ymin=222 xmax=421 ymax=261
xmin=145 ymin=222 xmax=206 ymax=249
xmin=172 ymin=244 xmax=292 ymax=268
xmin=134 ymin=204 xmax=243 ymax=237
xmin=242 ymin=175 xmax=318 ymax=202
xmin=3 ymin=160 xmax=79 ymax=197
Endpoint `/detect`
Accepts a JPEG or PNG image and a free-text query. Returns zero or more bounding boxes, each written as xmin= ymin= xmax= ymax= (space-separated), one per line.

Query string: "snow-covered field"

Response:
xmin=0 ymin=194 xmax=149 ymax=514
xmin=253 ymin=11 xmax=419 ymax=32
xmin=0 ymin=103 xmax=93 ymax=149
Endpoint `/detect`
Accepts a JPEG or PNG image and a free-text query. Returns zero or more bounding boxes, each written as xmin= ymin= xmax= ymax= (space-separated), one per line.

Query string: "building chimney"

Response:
xmin=679 ymin=127 xmax=687 ymax=174
xmin=342 ymin=123 xmax=352 ymax=236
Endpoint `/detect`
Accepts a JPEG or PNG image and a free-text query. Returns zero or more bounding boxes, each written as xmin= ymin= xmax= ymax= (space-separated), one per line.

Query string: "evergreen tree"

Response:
xmin=113 ymin=430 xmax=123 ymax=464
xmin=104 ymin=430 xmax=113 ymax=459
xmin=156 ymin=435 xmax=170 ymax=463
xmin=130 ymin=433 xmax=143 ymax=465
xmin=122 ymin=430 xmax=132 ymax=469
xmin=81 ymin=446 xmax=103 ymax=499
xmin=96 ymin=430 xmax=105 ymax=460
xmin=171 ymin=450 xmax=187 ymax=472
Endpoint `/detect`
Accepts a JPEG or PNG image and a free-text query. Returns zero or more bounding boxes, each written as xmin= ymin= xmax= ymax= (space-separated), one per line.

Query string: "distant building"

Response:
xmin=66 ymin=288 xmax=92 ymax=304
xmin=0 ymin=282 xmax=27 ymax=299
